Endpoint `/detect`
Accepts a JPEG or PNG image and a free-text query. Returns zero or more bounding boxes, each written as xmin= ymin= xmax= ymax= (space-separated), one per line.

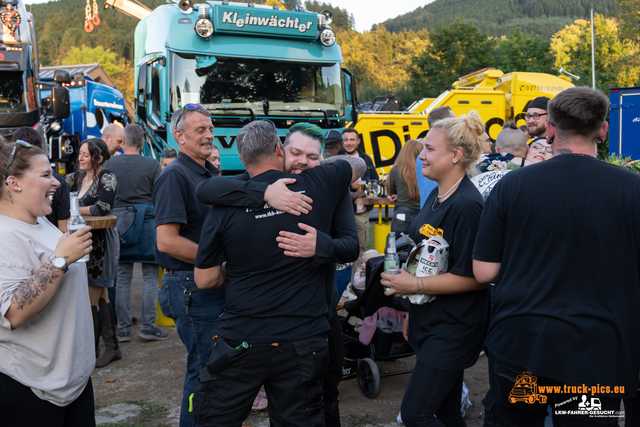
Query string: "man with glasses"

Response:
xmin=525 ymin=96 xmax=550 ymax=139
xmin=152 ymin=104 xmax=223 ymax=427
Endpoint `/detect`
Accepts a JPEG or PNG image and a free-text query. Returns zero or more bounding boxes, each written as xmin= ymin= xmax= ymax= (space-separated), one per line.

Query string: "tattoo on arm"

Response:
xmin=320 ymin=155 xmax=366 ymax=180
xmin=11 ymin=262 xmax=60 ymax=310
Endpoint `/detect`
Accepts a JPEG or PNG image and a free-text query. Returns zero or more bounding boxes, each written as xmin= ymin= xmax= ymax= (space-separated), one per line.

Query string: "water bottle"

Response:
xmin=68 ymin=192 xmax=90 ymax=263
xmin=383 ymin=231 xmax=400 ymax=291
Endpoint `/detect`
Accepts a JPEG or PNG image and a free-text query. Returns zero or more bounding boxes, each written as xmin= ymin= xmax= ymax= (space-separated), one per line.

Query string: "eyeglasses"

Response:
xmin=173 ymin=103 xmax=207 ymax=130
xmin=530 ymin=142 xmax=553 ymax=155
xmin=525 ymin=113 xmax=548 ymax=121
xmin=6 ymin=139 xmax=32 ymax=173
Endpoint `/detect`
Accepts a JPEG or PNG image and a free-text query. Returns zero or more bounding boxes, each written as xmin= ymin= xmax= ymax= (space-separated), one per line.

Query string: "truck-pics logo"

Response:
xmin=509 ymin=372 xmax=548 ymax=404
xmin=221 ymin=11 xmax=313 ymax=33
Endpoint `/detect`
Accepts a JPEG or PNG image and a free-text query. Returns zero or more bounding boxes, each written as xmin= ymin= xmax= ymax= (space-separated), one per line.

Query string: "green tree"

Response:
xmin=62 ymin=45 xmax=122 ymax=76
xmin=617 ymin=0 xmax=640 ymax=43
xmin=494 ymin=28 xmax=555 ymax=74
xmin=550 ymin=14 xmax=640 ymax=94
xmin=409 ymin=19 xmax=497 ymax=98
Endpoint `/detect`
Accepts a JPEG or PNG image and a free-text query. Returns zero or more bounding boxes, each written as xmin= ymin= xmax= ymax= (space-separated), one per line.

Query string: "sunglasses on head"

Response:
xmin=173 ymin=103 xmax=207 ymax=129
xmin=6 ymin=139 xmax=32 ymax=174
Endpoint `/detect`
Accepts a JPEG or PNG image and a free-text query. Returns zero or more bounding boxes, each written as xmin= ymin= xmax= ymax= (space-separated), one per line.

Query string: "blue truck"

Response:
xmin=108 ymin=0 xmax=357 ymax=172
xmin=40 ymin=69 xmax=129 ymax=174
xmin=609 ymin=87 xmax=640 ymax=159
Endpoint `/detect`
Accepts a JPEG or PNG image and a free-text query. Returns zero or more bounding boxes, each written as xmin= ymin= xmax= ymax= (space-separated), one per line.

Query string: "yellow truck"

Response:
xmin=352 ymin=69 xmax=575 ymax=173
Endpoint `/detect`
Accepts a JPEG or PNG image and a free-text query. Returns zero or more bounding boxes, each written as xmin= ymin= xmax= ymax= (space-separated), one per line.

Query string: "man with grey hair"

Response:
xmin=102 ymin=123 xmax=124 ymax=155
xmin=495 ymin=122 xmax=528 ymax=160
xmin=191 ymin=120 xmax=364 ymax=427
xmin=474 ymin=86 xmax=640 ymax=426
xmin=152 ymin=105 xmax=223 ymax=427
xmin=106 ymin=124 xmax=168 ymax=354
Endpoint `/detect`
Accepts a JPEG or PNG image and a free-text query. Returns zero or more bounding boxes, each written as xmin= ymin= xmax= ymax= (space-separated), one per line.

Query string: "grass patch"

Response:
xmin=97 ymin=399 xmax=168 ymax=427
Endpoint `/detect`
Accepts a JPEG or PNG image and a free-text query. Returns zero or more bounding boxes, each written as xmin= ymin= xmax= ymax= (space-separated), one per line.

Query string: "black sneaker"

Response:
xmin=138 ymin=327 xmax=169 ymax=341
xmin=118 ymin=331 xmax=131 ymax=342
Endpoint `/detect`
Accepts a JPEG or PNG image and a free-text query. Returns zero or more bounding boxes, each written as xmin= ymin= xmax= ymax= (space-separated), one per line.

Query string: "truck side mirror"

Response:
xmin=137 ymin=62 xmax=147 ymax=119
xmin=341 ymin=67 xmax=358 ymax=125
xmin=51 ymin=86 xmax=70 ymax=119
xmin=53 ymin=69 xmax=71 ymax=85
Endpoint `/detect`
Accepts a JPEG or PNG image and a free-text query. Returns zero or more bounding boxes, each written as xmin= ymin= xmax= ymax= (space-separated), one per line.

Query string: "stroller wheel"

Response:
xmin=357 ymin=358 xmax=381 ymax=398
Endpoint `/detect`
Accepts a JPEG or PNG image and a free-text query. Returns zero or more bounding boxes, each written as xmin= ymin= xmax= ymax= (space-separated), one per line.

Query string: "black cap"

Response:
xmin=325 ymin=130 xmax=343 ymax=146
xmin=528 ymin=96 xmax=550 ymax=111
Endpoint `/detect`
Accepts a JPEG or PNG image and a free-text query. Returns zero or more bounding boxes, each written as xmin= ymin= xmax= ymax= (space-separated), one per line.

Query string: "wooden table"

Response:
xmin=355 ymin=197 xmax=395 ymax=224
xmin=82 ymin=215 xmax=117 ymax=229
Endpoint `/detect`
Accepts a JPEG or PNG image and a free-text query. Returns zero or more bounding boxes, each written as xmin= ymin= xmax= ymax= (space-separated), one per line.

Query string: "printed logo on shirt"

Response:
xmin=419 ymin=223 xmax=443 ymax=239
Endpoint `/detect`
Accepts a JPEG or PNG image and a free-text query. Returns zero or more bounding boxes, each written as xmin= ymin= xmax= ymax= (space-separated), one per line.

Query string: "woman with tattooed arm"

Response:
xmin=0 ymin=140 xmax=95 ymax=426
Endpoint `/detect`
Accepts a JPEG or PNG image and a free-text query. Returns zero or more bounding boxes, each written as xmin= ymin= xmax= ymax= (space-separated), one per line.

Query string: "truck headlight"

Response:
xmin=319 ymin=28 xmax=336 ymax=47
xmin=194 ymin=5 xmax=213 ymax=38
xmin=195 ymin=18 xmax=214 ymax=38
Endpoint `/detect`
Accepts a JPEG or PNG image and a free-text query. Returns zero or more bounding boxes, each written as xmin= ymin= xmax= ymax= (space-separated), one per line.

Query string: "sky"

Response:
xmin=22 ymin=0 xmax=434 ymax=33
xmin=322 ymin=0 xmax=433 ymax=32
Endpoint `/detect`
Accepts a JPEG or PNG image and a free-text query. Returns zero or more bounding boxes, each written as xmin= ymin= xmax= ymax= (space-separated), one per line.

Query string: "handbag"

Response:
xmin=112 ymin=205 xmax=144 ymax=248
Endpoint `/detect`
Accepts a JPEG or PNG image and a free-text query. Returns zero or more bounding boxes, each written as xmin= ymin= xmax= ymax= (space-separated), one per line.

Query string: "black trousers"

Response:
xmin=192 ymin=334 xmax=329 ymax=427
xmin=400 ymin=360 xmax=465 ymax=427
xmin=0 ymin=372 xmax=95 ymax=427
xmin=324 ymin=308 xmax=345 ymax=427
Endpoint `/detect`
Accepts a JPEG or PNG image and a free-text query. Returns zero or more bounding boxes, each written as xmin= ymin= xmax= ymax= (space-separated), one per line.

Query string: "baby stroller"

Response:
xmin=341 ymin=238 xmax=415 ymax=398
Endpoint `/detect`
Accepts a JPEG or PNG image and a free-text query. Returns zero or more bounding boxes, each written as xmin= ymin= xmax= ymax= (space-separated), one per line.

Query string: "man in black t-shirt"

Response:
xmin=152 ymin=105 xmax=222 ymax=427
xmin=192 ymin=121 xmax=364 ymax=427
xmin=473 ymin=87 xmax=640 ymax=426
xmin=106 ymin=124 xmax=168 ymax=349
xmin=194 ymin=122 xmax=360 ymax=426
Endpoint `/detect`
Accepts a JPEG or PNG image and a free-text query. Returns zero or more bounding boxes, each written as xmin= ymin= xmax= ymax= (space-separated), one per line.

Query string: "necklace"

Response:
xmin=83 ymin=174 xmax=94 ymax=187
xmin=437 ymin=177 xmax=464 ymax=199
xmin=432 ymin=176 xmax=464 ymax=211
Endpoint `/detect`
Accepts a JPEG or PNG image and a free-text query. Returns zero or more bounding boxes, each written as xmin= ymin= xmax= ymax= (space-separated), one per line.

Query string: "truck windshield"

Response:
xmin=170 ymin=52 xmax=344 ymax=121
xmin=0 ymin=71 xmax=27 ymax=113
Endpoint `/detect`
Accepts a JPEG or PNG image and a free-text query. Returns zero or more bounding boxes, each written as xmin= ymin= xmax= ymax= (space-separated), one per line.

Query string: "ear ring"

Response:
xmin=453 ymin=159 xmax=458 ymax=164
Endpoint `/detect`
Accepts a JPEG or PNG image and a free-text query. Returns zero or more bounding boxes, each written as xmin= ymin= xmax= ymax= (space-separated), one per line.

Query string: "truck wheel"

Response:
xmin=508 ymin=396 xmax=516 ymax=404
xmin=357 ymin=358 xmax=381 ymax=398
xmin=539 ymin=395 xmax=547 ymax=404
xmin=528 ymin=395 xmax=535 ymax=404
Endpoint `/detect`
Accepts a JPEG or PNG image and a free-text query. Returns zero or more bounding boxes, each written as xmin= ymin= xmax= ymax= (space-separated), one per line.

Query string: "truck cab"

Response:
xmin=132 ymin=1 xmax=355 ymax=173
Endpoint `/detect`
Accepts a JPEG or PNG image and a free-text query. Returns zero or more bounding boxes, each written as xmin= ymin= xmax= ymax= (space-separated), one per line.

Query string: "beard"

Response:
xmin=528 ymin=122 xmax=546 ymax=137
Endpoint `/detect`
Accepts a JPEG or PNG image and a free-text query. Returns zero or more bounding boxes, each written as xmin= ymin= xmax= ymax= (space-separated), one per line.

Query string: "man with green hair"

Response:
xmin=195 ymin=122 xmax=360 ymax=426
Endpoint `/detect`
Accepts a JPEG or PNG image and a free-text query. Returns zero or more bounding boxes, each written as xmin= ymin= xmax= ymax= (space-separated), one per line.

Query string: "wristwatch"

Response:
xmin=48 ymin=254 xmax=69 ymax=272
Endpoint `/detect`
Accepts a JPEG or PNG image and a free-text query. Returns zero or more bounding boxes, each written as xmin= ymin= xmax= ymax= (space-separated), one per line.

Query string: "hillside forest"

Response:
xmin=28 ymin=0 xmax=640 ymax=110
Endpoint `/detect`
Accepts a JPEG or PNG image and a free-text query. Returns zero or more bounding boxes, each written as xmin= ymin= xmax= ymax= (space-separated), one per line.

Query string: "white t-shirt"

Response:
xmin=0 ymin=216 xmax=95 ymax=406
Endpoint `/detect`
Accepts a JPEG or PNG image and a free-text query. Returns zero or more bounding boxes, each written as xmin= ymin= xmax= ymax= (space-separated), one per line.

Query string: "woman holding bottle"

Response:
xmin=381 ymin=111 xmax=488 ymax=427
xmin=0 ymin=140 xmax=95 ymax=425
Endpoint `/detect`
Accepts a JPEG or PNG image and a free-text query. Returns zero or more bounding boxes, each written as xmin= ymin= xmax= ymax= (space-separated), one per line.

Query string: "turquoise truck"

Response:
xmin=111 ymin=0 xmax=356 ymax=172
